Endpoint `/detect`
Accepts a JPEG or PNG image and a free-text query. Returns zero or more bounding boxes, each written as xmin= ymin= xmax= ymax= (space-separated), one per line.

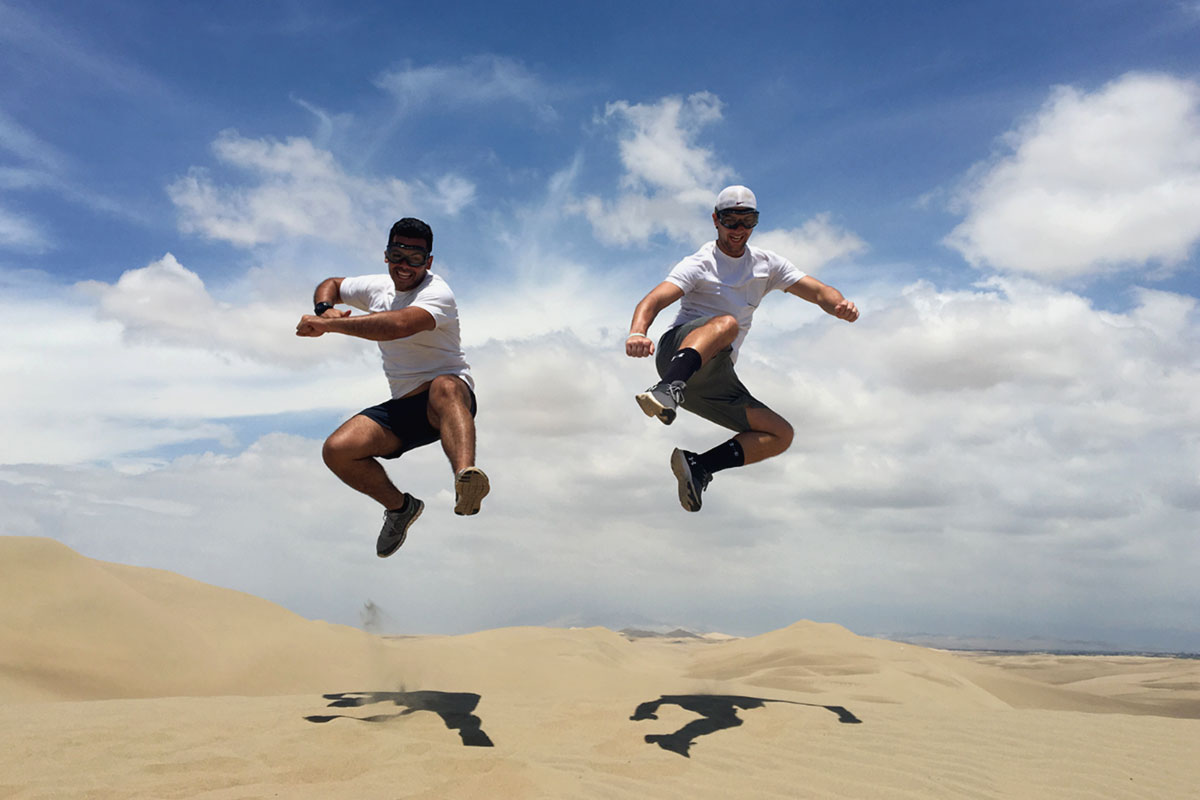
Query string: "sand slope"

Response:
xmin=2 ymin=536 xmax=1198 ymax=799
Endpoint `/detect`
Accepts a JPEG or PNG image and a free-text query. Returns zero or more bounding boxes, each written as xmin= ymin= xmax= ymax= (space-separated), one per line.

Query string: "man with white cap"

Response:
xmin=625 ymin=185 xmax=859 ymax=511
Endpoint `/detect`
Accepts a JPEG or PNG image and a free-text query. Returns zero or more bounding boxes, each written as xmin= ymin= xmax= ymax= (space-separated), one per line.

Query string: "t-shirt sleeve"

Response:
xmin=337 ymin=275 xmax=379 ymax=312
xmin=664 ymin=257 xmax=702 ymax=293
xmin=766 ymin=253 xmax=806 ymax=293
xmin=410 ymin=279 xmax=457 ymax=328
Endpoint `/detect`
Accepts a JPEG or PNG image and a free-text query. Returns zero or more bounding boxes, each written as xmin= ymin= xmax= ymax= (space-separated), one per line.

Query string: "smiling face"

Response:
xmin=385 ymin=235 xmax=432 ymax=292
xmin=712 ymin=210 xmax=758 ymax=257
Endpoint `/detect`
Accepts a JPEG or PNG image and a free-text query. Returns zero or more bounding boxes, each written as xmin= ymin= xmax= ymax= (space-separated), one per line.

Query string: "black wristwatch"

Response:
xmin=314 ymin=301 xmax=335 ymax=316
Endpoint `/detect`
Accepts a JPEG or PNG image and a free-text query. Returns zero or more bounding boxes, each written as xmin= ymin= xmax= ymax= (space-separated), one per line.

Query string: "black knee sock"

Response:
xmin=662 ymin=348 xmax=702 ymax=384
xmin=695 ymin=438 xmax=745 ymax=475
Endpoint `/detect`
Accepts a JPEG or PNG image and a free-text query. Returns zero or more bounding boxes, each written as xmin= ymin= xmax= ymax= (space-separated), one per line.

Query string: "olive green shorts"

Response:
xmin=655 ymin=316 xmax=767 ymax=433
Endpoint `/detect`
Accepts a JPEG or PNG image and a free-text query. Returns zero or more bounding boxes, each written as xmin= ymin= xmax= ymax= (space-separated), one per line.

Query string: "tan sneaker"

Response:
xmin=454 ymin=467 xmax=490 ymax=516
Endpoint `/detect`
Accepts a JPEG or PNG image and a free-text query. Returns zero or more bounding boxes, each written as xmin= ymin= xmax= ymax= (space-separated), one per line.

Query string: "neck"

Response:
xmin=716 ymin=239 xmax=746 ymax=258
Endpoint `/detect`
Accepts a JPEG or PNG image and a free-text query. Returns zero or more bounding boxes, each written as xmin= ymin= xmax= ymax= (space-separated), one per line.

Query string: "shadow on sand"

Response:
xmin=631 ymin=694 xmax=862 ymax=757
xmin=305 ymin=690 xmax=494 ymax=747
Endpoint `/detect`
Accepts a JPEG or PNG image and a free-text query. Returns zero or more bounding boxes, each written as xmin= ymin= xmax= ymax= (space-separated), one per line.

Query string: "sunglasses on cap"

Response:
xmin=385 ymin=244 xmax=431 ymax=267
xmin=716 ymin=209 xmax=759 ymax=229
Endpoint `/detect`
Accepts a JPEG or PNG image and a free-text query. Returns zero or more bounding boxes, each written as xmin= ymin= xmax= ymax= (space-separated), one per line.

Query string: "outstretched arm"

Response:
xmin=626 ymin=281 xmax=684 ymax=357
xmin=296 ymin=277 xmax=436 ymax=341
xmin=785 ymin=275 xmax=859 ymax=322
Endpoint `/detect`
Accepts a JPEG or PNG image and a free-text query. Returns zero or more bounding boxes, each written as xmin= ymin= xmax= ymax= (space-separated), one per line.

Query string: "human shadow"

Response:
xmin=305 ymin=691 xmax=494 ymax=747
xmin=631 ymin=694 xmax=861 ymax=757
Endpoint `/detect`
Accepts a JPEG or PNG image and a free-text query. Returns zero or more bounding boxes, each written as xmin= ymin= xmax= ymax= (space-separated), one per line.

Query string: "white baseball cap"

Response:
xmin=714 ymin=185 xmax=757 ymax=212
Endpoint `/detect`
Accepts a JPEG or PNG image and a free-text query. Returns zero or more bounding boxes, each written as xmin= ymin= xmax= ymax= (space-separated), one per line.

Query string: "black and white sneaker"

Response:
xmin=670 ymin=448 xmax=712 ymax=512
xmin=377 ymin=494 xmax=424 ymax=557
xmin=636 ymin=380 xmax=686 ymax=425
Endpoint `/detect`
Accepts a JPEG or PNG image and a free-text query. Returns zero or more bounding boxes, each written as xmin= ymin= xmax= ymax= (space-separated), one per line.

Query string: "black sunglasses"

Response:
xmin=385 ymin=244 xmax=430 ymax=267
xmin=717 ymin=209 xmax=759 ymax=229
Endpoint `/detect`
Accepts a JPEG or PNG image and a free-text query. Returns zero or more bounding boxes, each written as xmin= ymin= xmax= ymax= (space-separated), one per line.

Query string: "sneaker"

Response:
xmin=670 ymin=448 xmax=711 ymax=512
xmin=377 ymin=494 xmax=424 ymax=557
xmin=636 ymin=380 xmax=686 ymax=425
xmin=454 ymin=467 xmax=490 ymax=516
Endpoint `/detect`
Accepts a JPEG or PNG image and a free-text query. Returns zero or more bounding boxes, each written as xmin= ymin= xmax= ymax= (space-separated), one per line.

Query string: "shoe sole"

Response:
xmin=377 ymin=499 xmax=424 ymax=558
xmin=636 ymin=392 xmax=676 ymax=425
xmin=670 ymin=448 xmax=702 ymax=512
xmin=454 ymin=467 xmax=490 ymax=516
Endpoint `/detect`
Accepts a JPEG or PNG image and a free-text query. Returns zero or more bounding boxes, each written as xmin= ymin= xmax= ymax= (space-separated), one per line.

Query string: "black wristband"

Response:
xmin=314 ymin=301 xmax=335 ymax=316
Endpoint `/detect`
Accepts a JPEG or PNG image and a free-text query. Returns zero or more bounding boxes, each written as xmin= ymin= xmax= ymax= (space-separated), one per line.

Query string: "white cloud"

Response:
xmin=578 ymin=93 xmax=734 ymax=245
xmin=0 ymin=204 xmax=48 ymax=251
xmin=168 ymin=130 xmax=475 ymax=250
xmin=946 ymin=72 xmax=1200 ymax=281
xmin=0 ymin=107 xmax=64 ymax=170
xmin=0 ymin=283 xmax=381 ymax=465
xmin=373 ymin=55 xmax=557 ymax=122
xmin=4 ymin=261 xmax=1200 ymax=647
xmin=77 ymin=252 xmax=346 ymax=367
xmin=751 ymin=214 xmax=868 ymax=273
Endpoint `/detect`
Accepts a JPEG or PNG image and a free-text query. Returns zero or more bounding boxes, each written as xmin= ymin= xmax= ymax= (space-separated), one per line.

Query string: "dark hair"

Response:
xmin=388 ymin=217 xmax=433 ymax=251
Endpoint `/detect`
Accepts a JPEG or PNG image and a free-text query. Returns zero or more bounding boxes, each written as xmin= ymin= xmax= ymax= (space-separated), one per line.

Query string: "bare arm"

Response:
xmin=626 ymin=281 xmax=685 ymax=357
xmin=313 ymin=277 xmax=343 ymax=307
xmin=296 ymin=277 xmax=437 ymax=340
xmin=785 ymin=275 xmax=860 ymax=322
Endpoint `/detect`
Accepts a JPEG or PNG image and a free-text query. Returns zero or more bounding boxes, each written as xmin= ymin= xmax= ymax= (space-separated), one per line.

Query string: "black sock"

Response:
xmin=388 ymin=493 xmax=411 ymax=514
xmin=662 ymin=347 xmax=702 ymax=384
xmin=695 ymin=439 xmax=745 ymax=475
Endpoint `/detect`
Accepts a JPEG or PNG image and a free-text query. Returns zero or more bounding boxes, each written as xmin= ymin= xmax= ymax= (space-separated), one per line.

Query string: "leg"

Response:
xmin=677 ymin=314 xmax=739 ymax=365
xmin=736 ymin=406 xmax=795 ymax=465
xmin=639 ymin=316 xmax=740 ymax=426
xmin=426 ymin=375 xmax=476 ymax=474
xmin=426 ymin=375 xmax=489 ymax=515
xmin=322 ymin=415 xmax=407 ymax=509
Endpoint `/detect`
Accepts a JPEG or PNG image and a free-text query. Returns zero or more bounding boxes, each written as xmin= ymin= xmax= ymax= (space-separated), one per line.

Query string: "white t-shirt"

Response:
xmin=339 ymin=272 xmax=474 ymax=399
xmin=664 ymin=241 xmax=806 ymax=360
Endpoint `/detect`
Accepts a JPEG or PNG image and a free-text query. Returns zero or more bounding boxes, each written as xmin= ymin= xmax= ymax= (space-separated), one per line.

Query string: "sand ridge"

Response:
xmin=2 ymin=536 xmax=1198 ymax=799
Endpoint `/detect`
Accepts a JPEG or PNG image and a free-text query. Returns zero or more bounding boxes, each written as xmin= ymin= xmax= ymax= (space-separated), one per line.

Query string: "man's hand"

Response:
xmin=626 ymin=333 xmax=654 ymax=357
xmin=830 ymin=299 xmax=859 ymax=323
xmin=297 ymin=308 xmax=350 ymax=337
xmin=295 ymin=314 xmax=327 ymax=337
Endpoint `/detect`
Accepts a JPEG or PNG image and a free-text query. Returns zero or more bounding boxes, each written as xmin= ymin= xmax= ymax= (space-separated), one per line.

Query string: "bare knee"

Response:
xmin=775 ymin=420 xmax=795 ymax=454
xmin=429 ymin=375 xmax=466 ymax=406
xmin=711 ymin=314 xmax=739 ymax=345
xmin=322 ymin=432 xmax=348 ymax=468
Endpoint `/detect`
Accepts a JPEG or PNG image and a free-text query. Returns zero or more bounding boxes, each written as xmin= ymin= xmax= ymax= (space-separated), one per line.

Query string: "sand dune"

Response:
xmin=2 ymin=536 xmax=1198 ymax=799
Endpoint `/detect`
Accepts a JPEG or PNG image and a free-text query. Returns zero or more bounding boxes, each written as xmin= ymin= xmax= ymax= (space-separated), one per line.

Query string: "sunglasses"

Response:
xmin=717 ymin=210 xmax=759 ymax=230
xmin=385 ymin=244 xmax=430 ymax=267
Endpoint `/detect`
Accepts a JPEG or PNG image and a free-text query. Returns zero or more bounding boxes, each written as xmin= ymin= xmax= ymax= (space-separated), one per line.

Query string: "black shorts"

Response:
xmin=357 ymin=385 xmax=477 ymax=459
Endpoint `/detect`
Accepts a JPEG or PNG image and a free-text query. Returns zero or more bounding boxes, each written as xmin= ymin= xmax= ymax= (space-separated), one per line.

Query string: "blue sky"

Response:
xmin=3 ymin=0 xmax=1199 ymax=651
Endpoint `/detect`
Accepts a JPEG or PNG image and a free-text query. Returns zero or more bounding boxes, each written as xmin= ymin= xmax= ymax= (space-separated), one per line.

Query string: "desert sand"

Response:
xmin=2 ymin=536 xmax=1198 ymax=799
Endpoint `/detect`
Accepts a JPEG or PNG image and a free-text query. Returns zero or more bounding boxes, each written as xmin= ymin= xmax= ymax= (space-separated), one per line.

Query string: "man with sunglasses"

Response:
xmin=296 ymin=217 xmax=489 ymax=557
xmin=626 ymin=186 xmax=859 ymax=512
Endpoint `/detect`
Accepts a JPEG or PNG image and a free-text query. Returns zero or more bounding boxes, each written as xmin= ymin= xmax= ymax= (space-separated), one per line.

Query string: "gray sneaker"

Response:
xmin=454 ymin=467 xmax=490 ymax=516
xmin=377 ymin=494 xmax=424 ymax=557
xmin=636 ymin=380 xmax=686 ymax=425
xmin=670 ymin=448 xmax=711 ymax=512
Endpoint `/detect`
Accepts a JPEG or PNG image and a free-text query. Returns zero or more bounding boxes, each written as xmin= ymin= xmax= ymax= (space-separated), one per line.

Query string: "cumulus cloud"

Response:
xmin=751 ymin=214 xmax=868 ymax=273
xmin=0 ymin=284 xmax=383 ymax=465
xmin=5 ymin=262 xmax=1200 ymax=646
xmin=946 ymin=72 xmax=1200 ymax=281
xmin=578 ymin=93 xmax=734 ymax=245
xmin=168 ymin=130 xmax=475 ymax=249
xmin=374 ymin=55 xmax=557 ymax=122
xmin=77 ymin=252 xmax=356 ymax=367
